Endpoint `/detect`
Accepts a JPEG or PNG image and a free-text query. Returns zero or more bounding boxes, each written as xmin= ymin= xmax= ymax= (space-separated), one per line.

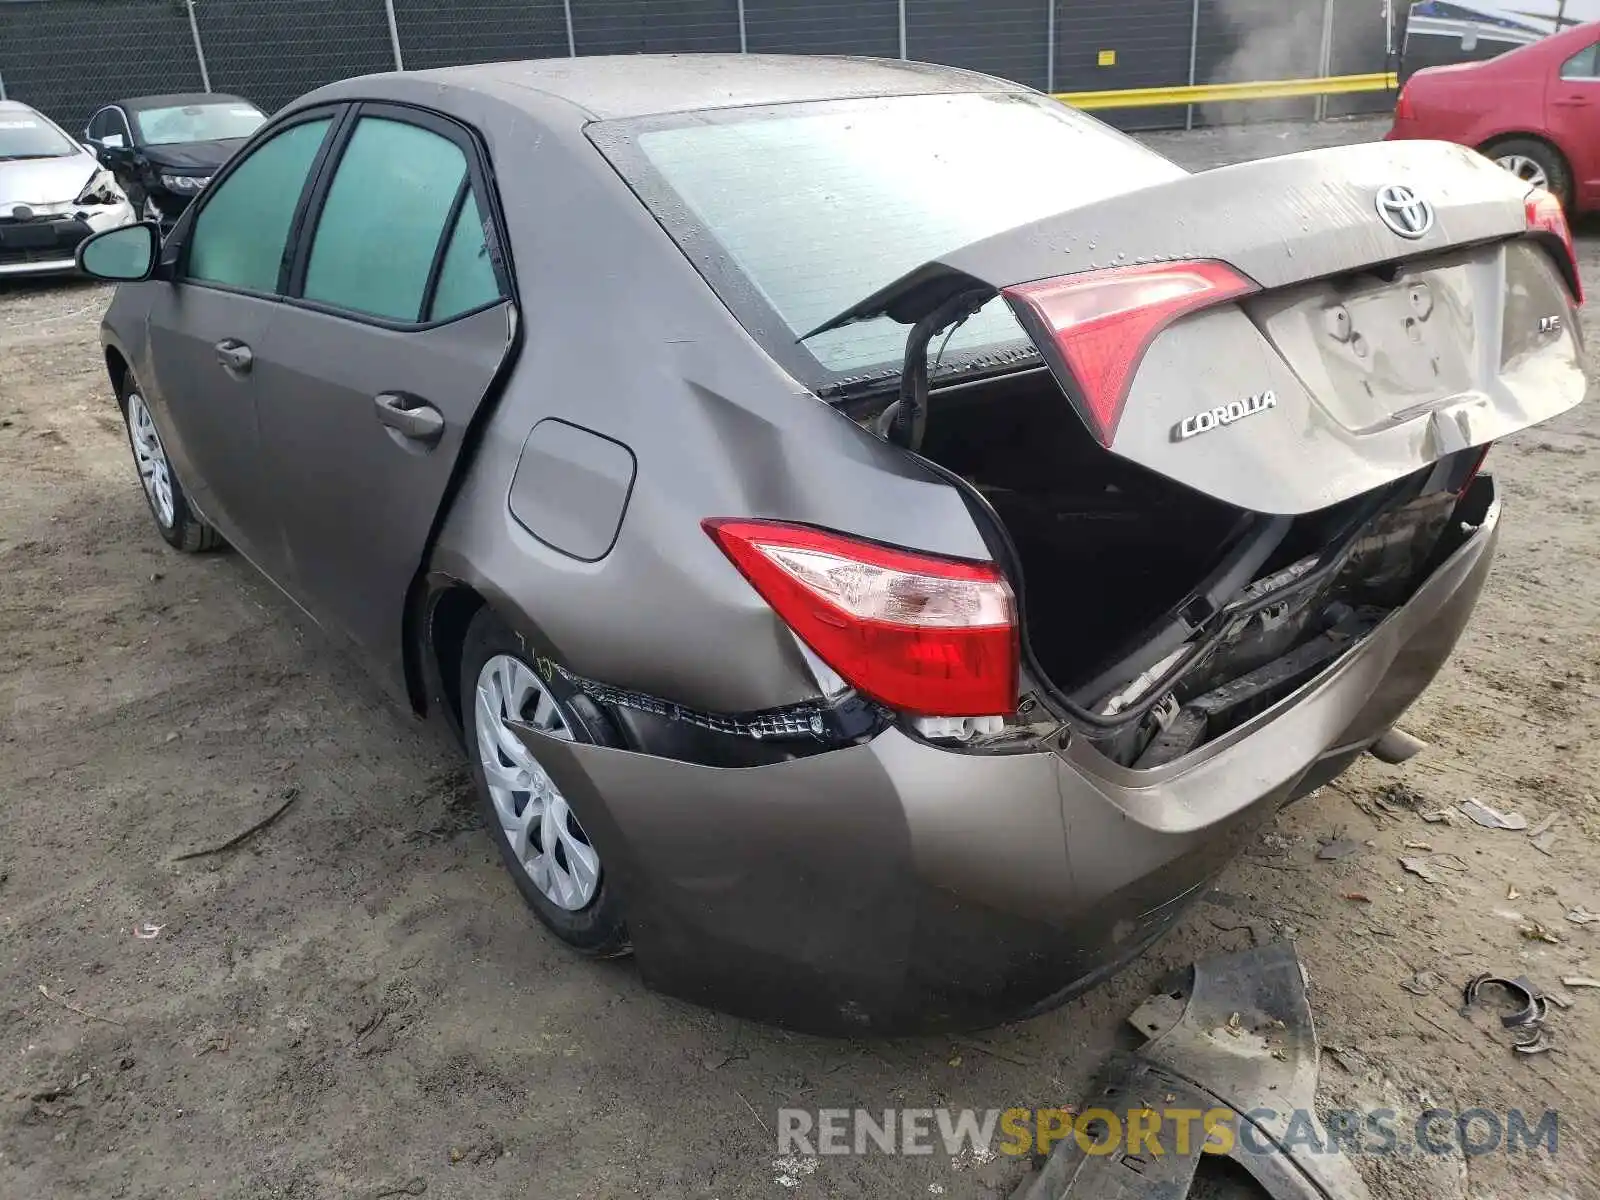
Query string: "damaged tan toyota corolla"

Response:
xmin=79 ymin=58 xmax=1587 ymax=1034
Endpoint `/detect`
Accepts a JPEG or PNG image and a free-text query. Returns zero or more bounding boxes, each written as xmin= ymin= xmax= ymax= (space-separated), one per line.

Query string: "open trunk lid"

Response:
xmin=813 ymin=139 xmax=1586 ymax=516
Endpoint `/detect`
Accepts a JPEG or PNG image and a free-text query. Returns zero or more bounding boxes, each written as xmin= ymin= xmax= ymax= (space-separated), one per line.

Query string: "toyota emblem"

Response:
xmin=1375 ymin=184 xmax=1434 ymax=239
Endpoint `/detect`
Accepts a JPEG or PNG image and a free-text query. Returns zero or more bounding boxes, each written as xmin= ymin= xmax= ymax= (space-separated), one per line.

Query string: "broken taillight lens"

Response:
xmin=1526 ymin=187 xmax=1583 ymax=302
xmin=703 ymin=519 xmax=1018 ymax=717
xmin=1002 ymin=260 xmax=1258 ymax=447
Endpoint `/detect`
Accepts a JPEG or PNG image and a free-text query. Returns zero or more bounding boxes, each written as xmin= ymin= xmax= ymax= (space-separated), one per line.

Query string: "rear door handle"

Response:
xmin=214 ymin=339 xmax=253 ymax=373
xmin=373 ymin=392 xmax=445 ymax=445
xmin=1554 ymin=95 xmax=1591 ymax=106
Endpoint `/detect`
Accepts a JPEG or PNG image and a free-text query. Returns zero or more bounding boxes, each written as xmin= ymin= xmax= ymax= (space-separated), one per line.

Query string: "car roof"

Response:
xmin=361 ymin=54 xmax=1026 ymax=123
xmin=115 ymin=93 xmax=255 ymax=112
xmin=0 ymin=98 xmax=44 ymax=115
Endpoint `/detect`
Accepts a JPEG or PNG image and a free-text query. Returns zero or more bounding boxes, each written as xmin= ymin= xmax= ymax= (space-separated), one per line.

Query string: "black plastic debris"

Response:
xmin=1014 ymin=943 xmax=1372 ymax=1200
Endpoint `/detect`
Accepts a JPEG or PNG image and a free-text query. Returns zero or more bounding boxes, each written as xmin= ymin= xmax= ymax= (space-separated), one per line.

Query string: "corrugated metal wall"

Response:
xmin=0 ymin=0 xmax=1393 ymax=134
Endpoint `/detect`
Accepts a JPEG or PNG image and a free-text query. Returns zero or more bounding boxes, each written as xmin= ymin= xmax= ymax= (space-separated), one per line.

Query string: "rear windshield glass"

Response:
xmin=133 ymin=102 xmax=265 ymax=147
xmin=593 ymin=92 xmax=1183 ymax=389
xmin=0 ymin=112 xmax=78 ymax=160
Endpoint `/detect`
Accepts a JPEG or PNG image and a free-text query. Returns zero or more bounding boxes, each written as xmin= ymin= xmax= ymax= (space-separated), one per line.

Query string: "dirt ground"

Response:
xmin=3 ymin=116 xmax=1599 ymax=1200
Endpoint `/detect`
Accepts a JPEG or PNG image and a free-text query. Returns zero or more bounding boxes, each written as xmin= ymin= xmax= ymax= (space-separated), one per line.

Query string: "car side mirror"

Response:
xmin=77 ymin=222 xmax=160 ymax=282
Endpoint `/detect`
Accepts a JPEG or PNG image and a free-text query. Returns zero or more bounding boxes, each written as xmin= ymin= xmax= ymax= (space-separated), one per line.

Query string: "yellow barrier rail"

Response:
xmin=1055 ymin=72 xmax=1399 ymax=110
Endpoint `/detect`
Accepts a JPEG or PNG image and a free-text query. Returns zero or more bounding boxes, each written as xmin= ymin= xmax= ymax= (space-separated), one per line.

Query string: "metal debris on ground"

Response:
xmin=1561 ymin=977 xmax=1600 ymax=989
xmin=1460 ymin=973 xmax=1563 ymax=1056
xmin=1420 ymin=808 xmax=1454 ymax=823
xmin=1520 ymin=922 xmax=1562 ymax=945
xmin=132 ymin=922 xmax=165 ymax=940
xmin=1460 ymin=799 xmax=1528 ymax=830
xmin=172 ymin=787 xmax=300 ymax=862
xmin=1565 ymin=907 xmax=1600 ymax=925
xmin=1513 ymin=1029 xmax=1555 ymax=1054
xmin=1508 ymin=886 xmax=1521 ymax=900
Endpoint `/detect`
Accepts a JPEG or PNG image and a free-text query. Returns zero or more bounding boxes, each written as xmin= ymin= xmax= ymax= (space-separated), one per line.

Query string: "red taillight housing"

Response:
xmin=703 ymin=519 xmax=1018 ymax=717
xmin=1526 ymin=187 xmax=1583 ymax=302
xmin=1458 ymin=444 xmax=1491 ymax=495
xmin=1393 ymin=84 xmax=1415 ymax=122
xmin=1002 ymin=261 xmax=1258 ymax=446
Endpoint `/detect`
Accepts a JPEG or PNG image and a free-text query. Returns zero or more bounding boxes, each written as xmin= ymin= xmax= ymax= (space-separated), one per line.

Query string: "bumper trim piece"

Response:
xmin=1016 ymin=942 xmax=1372 ymax=1200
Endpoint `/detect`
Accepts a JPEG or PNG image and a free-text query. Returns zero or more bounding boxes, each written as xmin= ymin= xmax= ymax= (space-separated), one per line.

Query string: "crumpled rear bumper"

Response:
xmin=515 ymin=479 xmax=1501 ymax=1033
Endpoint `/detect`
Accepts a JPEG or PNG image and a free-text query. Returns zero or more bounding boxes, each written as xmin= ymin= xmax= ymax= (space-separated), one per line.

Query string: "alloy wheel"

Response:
xmin=473 ymin=654 xmax=601 ymax=911
xmin=126 ymin=391 xmax=175 ymax=529
xmin=1495 ymin=153 xmax=1549 ymax=192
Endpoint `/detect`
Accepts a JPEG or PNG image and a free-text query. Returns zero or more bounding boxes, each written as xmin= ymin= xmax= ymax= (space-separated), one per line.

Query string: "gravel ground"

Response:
xmin=2 ymin=114 xmax=1598 ymax=1200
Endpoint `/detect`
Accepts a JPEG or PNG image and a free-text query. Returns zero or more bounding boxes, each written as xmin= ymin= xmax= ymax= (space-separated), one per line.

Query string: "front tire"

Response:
xmin=460 ymin=608 xmax=629 ymax=957
xmin=119 ymin=374 xmax=222 ymax=553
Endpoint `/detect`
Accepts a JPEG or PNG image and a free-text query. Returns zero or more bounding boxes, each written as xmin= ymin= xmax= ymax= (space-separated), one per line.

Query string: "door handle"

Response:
xmin=373 ymin=392 xmax=445 ymax=445
xmin=1554 ymin=95 xmax=1591 ymax=106
xmin=214 ymin=339 xmax=253 ymax=373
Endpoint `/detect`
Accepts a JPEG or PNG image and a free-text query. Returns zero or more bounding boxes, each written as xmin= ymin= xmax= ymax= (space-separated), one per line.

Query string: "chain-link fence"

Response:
xmin=0 ymin=0 xmax=1398 ymax=136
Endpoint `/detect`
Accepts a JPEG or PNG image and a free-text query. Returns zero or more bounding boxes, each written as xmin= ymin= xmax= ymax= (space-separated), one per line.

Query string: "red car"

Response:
xmin=1389 ymin=19 xmax=1600 ymax=212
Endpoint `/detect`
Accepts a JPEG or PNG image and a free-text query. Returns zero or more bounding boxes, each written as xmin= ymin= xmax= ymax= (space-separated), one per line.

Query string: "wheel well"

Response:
xmin=423 ymin=584 xmax=486 ymax=743
xmin=104 ymin=346 xmax=129 ymax=397
xmin=1478 ymin=132 xmax=1567 ymax=168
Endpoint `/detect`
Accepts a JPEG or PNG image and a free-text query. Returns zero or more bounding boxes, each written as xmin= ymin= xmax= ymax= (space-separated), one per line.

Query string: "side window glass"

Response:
xmin=1561 ymin=43 xmax=1599 ymax=80
xmin=91 ymin=110 xmax=125 ymax=147
xmin=302 ymin=117 xmax=468 ymax=322
xmin=428 ymin=191 xmax=503 ymax=321
xmin=187 ymin=118 xmax=332 ymax=294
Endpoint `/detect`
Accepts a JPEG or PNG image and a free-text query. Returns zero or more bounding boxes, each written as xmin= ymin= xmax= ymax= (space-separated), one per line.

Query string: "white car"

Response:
xmin=1 ymin=98 xmax=137 ymax=278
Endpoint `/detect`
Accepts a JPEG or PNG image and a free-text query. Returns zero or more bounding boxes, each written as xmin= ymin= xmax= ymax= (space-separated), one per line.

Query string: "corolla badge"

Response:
xmin=1376 ymin=184 xmax=1434 ymax=239
xmin=1173 ymin=390 xmax=1278 ymax=442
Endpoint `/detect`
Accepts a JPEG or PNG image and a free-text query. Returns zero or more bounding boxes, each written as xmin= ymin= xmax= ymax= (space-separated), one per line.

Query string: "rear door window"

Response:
xmin=88 ymin=108 xmax=128 ymax=146
xmin=1560 ymin=43 xmax=1600 ymax=79
xmin=187 ymin=117 xmax=333 ymax=294
xmin=301 ymin=116 xmax=497 ymax=323
xmin=427 ymin=191 xmax=501 ymax=321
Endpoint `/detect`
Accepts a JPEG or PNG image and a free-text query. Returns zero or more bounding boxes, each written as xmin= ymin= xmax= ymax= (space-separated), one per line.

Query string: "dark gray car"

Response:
xmin=76 ymin=56 xmax=1587 ymax=1033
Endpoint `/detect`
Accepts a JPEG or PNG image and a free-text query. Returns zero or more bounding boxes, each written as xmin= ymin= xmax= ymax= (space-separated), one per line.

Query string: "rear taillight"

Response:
xmin=1002 ymin=260 xmax=1258 ymax=447
xmin=703 ymin=519 xmax=1018 ymax=717
xmin=1526 ymin=187 xmax=1583 ymax=302
xmin=1458 ymin=444 xmax=1491 ymax=495
xmin=1393 ymin=84 xmax=1415 ymax=121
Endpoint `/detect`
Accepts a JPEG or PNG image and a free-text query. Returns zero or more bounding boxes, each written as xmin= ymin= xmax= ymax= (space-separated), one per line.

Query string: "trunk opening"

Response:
xmin=905 ymin=368 xmax=1487 ymax=767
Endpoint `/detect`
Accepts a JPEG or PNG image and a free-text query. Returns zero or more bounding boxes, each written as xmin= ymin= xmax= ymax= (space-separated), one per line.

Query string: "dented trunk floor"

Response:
xmin=3 ymin=116 xmax=1600 ymax=1200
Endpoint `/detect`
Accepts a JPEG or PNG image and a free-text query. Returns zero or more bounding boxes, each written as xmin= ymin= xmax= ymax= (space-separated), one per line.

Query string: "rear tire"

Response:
xmin=1484 ymin=137 xmax=1572 ymax=210
xmin=460 ymin=608 xmax=630 ymax=957
xmin=118 ymin=373 xmax=223 ymax=553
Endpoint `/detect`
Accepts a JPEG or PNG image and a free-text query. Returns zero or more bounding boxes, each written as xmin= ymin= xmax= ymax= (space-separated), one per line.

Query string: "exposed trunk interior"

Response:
xmin=908 ymin=368 xmax=1484 ymax=766
xmin=916 ymin=368 xmax=1251 ymax=692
